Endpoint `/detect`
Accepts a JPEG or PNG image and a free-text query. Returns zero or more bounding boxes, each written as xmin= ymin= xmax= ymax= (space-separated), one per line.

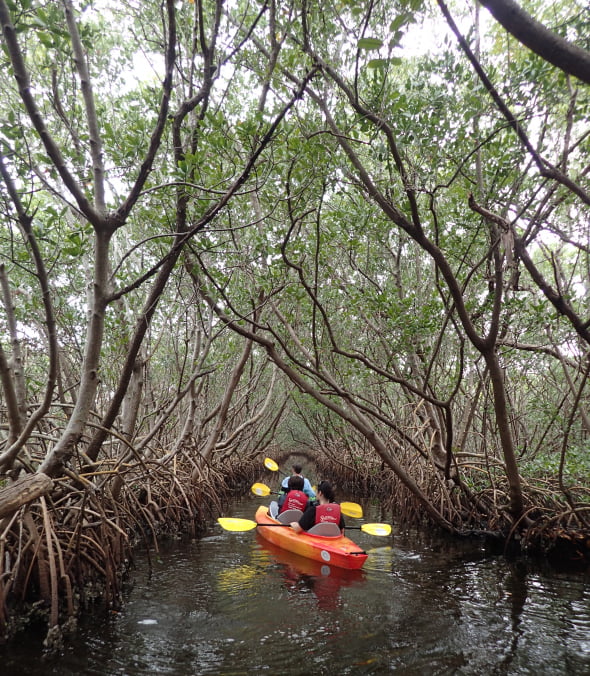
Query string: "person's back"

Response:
xmin=314 ymin=501 xmax=341 ymax=525
xmin=278 ymin=475 xmax=308 ymax=513
xmin=280 ymin=463 xmax=316 ymax=499
xmin=290 ymin=480 xmax=345 ymax=533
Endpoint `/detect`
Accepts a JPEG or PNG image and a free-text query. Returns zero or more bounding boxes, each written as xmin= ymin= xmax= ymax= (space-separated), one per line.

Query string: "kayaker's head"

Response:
xmin=292 ymin=464 xmax=303 ymax=475
xmin=288 ymin=475 xmax=304 ymax=491
xmin=316 ymin=480 xmax=336 ymax=503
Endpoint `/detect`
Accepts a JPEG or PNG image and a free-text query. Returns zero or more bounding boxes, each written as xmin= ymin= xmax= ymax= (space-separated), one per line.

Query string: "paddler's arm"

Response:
xmin=303 ymin=478 xmax=316 ymax=499
xmin=291 ymin=504 xmax=315 ymax=533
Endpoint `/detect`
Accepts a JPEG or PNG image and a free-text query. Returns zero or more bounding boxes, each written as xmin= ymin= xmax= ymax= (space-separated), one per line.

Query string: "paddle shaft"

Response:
xmin=257 ymin=523 xmax=368 ymax=532
xmin=218 ymin=516 xmax=390 ymax=536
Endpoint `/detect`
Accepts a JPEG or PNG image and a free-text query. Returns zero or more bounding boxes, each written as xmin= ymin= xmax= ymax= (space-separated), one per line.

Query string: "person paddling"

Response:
xmin=279 ymin=463 xmax=316 ymax=501
xmin=290 ymin=480 xmax=345 ymax=533
xmin=278 ymin=475 xmax=308 ymax=514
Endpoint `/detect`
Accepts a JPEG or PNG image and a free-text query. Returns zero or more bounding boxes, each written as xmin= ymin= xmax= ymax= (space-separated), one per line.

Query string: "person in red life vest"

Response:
xmin=278 ymin=475 xmax=308 ymax=514
xmin=290 ymin=480 xmax=345 ymax=533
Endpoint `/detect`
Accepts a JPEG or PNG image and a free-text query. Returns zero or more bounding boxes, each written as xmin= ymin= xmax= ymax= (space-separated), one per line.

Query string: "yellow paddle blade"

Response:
xmin=360 ymin=523 xmax=392 ymax=537
xmin=217 ymin=517 xmax=258 ymax=532
xmin=341 ymin=501 xmax=363 ymax=519
xmin=251 ymin=482 xmax=271 ymax=497
xmin=264 ymin=457 xmax=279 ymax=472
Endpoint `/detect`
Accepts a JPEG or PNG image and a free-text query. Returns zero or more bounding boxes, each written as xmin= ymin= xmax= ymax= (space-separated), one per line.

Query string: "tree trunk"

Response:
xmin=39 ymin=228 xmax=112 ymax=477
xmin=0 ymin=473 xmax=53 ymax=518
xmin=484 ymin=348 xmax=524 ymax=520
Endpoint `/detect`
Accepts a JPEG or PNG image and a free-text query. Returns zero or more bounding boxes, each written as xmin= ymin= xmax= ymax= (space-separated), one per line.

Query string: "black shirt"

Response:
xmin=298 ymin=502 xmax=346 ymax=531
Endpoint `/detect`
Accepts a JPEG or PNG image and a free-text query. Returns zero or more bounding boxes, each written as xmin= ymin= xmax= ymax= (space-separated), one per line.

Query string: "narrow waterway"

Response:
xmin=3 ymin=493 xmax=590 ymax=675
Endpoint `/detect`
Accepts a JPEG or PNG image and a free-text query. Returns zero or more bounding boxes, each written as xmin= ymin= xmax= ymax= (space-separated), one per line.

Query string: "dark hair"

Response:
xmin=288 ymin=475 xmax=304 ymax=491
xmin=317 ymin=480 xmax=335 ymax=502
xmin=292 ymin=464 xmax=303 ymax=474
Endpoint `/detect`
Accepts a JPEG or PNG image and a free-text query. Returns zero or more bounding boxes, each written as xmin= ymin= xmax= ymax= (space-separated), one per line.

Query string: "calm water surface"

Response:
xmin=2 ymin=495 xmax=590 ymax=675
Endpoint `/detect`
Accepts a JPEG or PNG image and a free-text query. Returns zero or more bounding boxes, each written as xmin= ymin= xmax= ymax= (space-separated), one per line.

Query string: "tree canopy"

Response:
xmin=0 ymin=0 xmax=589 ymax=560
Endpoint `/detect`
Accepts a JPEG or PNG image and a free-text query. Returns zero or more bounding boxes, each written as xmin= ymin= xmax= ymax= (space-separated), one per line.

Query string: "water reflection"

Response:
xmin=493 ymin=561 xmax=529 ymax=673
xmin=254 ymin=534 xmax=366 ymax=610
xmin=217 ymin=564 xmax=261 ymax=593
xmin=362 ymin=545 xmax=394 ymax=573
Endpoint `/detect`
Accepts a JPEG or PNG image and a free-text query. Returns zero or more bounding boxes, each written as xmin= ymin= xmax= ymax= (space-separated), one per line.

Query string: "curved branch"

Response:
xmin=468 ymin=195 xmax=590 ymax=346
xmin=62 ymin=0 xmax=106 ymax=214
xmin=0 ymin=0 xmax=99 ymax=224
xmin=114 ymin=0 xmax=176 ymax=227
xmin=437 ymin=0 xmax=590 ymax=208
xmin=0 ymin=153 xmax=60 ymax=472
xmin=479 ymin=0 xmax=590 ymax=86
xmin=199 ymin=287 xmax=455 ymax=532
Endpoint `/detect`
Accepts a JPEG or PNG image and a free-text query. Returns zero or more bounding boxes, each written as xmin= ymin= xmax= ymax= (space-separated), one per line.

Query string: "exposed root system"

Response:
xmin=2 ymin=442 xmax=589 ymax=649
xmin=0 ymin=456 xmax=260 ymax=647
xmin=311 ymin=447 xmax=590 ymax=567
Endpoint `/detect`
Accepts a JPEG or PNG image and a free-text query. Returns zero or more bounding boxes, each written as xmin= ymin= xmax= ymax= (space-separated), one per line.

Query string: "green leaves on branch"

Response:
xmin=358 ymin=38 xmax=383 ymax=51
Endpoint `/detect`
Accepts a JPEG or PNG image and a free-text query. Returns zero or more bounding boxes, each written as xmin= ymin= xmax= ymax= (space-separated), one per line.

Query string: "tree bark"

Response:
xmin=199 ymin=334 xmax=254 ymax=464
xmin=0 ymin=473 xmax=53 ymax=518
xmin=0 ymin=155 xmax=59 ymax=472
xmin=0 ymin=263 xmax=26 ymax=430
xmin=483 ymin=349 xmax=524 ymax=519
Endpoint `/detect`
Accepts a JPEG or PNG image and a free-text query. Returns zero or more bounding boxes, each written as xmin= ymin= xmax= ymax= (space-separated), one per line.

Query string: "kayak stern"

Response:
xmin=254 ymin=505 xmax=368 ymax=570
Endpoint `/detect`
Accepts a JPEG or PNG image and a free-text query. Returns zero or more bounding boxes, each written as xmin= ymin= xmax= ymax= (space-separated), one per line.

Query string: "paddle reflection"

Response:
xmin=217 ymin=564 xmax=260 ymax=593
xmin=255 ymin=533 xmax=366 ymax=610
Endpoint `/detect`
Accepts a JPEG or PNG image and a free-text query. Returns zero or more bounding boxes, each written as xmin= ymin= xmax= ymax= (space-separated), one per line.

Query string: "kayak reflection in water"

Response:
xmin=257 ymin=536 xmax=365 ymax=611
xmin=282 ymin=565 xmax=343 ymax=611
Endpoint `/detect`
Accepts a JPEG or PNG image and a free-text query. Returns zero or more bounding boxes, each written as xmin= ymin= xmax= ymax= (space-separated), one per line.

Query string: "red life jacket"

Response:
xmin=279 ymin=489 xmax=308 ymax=513
xmin=315 ymin=503 xmax=341 ymax=525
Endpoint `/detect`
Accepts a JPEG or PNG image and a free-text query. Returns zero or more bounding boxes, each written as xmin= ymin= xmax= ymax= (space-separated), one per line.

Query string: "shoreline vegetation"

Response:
xmin=0 ymin=458 xmax=258 ymax=650
xmin=1 ymin=450 xmax=589 ymax=650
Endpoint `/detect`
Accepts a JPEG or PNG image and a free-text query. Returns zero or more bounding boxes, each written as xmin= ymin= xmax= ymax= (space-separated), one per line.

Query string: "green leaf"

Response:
xmin=366 ymin=59 xmax=389 ymax=70
xmin=389 ymin=13 xmax=411 ymax=32
xmin=358 ymin=38 xmax=383 ymax=51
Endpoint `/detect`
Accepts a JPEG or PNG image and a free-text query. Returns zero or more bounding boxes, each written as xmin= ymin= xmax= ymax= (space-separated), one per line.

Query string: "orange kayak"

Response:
xmin=254 ymin=505 xmax=368 ymax=570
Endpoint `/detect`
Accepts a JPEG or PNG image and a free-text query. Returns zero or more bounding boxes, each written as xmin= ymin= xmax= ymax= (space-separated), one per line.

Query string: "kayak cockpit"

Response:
xmin=268 ymin=502 xmax=341 ymax=537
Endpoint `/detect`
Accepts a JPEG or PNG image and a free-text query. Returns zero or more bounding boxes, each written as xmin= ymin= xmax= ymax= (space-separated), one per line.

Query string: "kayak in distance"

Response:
xmin=254 ymin=505 xmax=368 ymax=570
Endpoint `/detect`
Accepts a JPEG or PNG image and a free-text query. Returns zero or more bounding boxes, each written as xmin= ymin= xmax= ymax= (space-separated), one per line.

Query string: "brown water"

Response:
xmin=2 ymin=494 xmax=590 ymax=675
